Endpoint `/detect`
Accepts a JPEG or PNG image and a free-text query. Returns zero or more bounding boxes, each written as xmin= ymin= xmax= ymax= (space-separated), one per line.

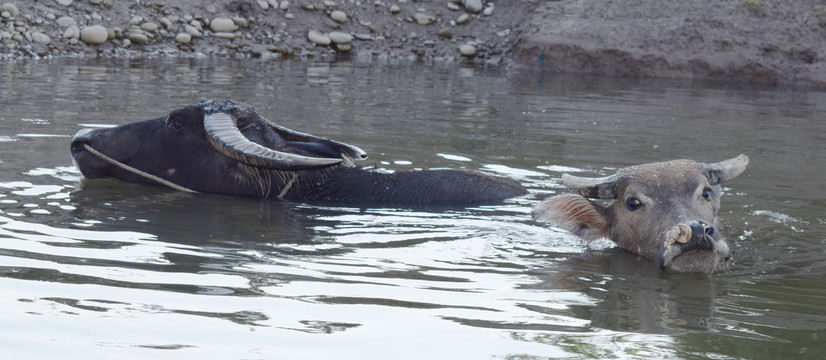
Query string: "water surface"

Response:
xmin=1 ymin=59 xmax=825 ymax=359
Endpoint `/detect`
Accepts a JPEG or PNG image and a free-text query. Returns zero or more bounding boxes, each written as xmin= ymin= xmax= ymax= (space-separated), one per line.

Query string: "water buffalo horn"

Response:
xmin=204 ymin=112 xmax=344 ymax=170
xmin=561 ymin=173 xmax=621 ymax=199
xmin=703 ymin=154 xmax=749 ymax=185
xmin=259 ymin=117 xmax=368 ymax=162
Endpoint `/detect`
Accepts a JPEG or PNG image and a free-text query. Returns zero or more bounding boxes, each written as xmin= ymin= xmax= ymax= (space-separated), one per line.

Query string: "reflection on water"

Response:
xmin=1 ymin=59 xmax=825 ymax=359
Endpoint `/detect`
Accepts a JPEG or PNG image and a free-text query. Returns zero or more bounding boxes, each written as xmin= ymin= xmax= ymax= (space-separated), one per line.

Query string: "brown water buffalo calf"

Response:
xmin=532 ymin=155 xmax=749 ymax=275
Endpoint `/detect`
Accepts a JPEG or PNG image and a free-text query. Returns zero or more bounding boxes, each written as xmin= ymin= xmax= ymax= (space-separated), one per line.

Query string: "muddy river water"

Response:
xmin=1 ymin=59 xmax=824 ymax=359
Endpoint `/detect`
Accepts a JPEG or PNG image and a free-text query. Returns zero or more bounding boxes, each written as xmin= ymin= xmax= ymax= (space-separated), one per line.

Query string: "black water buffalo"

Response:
xmin=532 ymin=155 xmax=749 ymax=275
xmin=70 ymin=99 xmax=526 ymax=206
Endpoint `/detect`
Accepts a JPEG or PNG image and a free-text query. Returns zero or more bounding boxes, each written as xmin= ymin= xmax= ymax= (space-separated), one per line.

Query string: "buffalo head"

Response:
xmin=532 ymin=155 xmax=749 ymax=275
xmin=71 ymin=99 xmax=366 ymax=198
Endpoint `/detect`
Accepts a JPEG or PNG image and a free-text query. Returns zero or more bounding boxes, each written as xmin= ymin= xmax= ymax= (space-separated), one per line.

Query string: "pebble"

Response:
xmin=159 ymin=17 xmax=173 ymax=29
xmin=330 ymin=10 xmax=347 ymax=23
xmin=127 ymin=32 xmax=148 ymax=44
xmin=389 ymin=5 xmax=400 ymax=14
xmin=175 ymin=32 xmax=192 ymax=44
xmin=328 ymin=31 xmax=352 ymax=44
xmin=56 ymin=16 xmax=76 ymax=27
xmin=141 ymin=22 xmax=159 ymax=33
xmin=415 ymin=13 xmax=436 ymax=25
xmin=256 ymin=0 xmax=269 ymax=9
xmin=456 ymin=14 xmax=469 ymax=24
xmin=280 ymin=1 xmax=290 ymax=10
xmin=447 ymin=2 xmax=460 ymax=11
xmin=459 ymin=43 xmax=476 ymax=57
xmin=483 ymin=6 xmax=493 ymax=16
xmin=214 ymin=32 xmax=235 ymax=39
xmin=210 ymin=17 xmax=237 ymax=32
xmin=55 ymin=0 xmax=73 ymax=6
xmin=184 ymin=24 xmax=201 ymax=37
xmin=63 ymin=25 xmax=80 ymax=39
xmin=307 ymin=29 xmax=330 ymax=45
xmin=80 ymin=25 xmax=108 ymax=44
xmin=2 ymin=2 xmax=18 ymax=17
xmin=463 ymin=0 xmax=483 ymax=13
xmin=31 ymin=32 xmax=50 ymax=45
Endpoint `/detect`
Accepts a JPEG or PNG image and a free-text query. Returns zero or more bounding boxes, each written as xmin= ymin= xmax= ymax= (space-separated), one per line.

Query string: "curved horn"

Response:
xmin=561 ymin=173 xmax=622 ymax=199
xmin=703 ymin=154 xmax=749 ymax=185
xmin=260 ymin=117 xmax=367 ymax=162
xmin=204 ymin=112 xmax=343 ymax=170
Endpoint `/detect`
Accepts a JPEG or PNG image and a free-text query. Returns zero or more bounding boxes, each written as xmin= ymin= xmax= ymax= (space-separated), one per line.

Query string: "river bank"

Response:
xmin=2 ymin=0 xmax=824 ymax=87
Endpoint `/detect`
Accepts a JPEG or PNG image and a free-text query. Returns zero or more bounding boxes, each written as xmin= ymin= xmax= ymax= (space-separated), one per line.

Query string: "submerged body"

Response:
xmin=532 ymin=155 xmax=749 ymax=275
xmin=70 ymin=99 xmax=526 ymax=206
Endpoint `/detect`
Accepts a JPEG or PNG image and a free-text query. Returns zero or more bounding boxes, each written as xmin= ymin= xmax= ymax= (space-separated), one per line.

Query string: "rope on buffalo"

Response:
xmin=277 ymin=173 xmax=299 ymax=200
xmin=82 ymin=143 xmax=199 ymax=194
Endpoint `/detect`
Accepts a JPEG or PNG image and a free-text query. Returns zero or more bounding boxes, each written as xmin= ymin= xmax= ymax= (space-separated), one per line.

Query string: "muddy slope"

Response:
xmin=514 ymin=0 xmax=826 ymax=87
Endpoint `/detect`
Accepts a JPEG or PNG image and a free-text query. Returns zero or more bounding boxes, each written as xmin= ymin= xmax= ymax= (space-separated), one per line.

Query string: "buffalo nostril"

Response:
xmin=705 ymin=226 xmax=715 ymax=236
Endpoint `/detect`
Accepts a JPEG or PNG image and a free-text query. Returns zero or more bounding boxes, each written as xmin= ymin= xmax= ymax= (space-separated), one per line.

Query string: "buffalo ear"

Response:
xmin=532 ymin=194 xmax=612 ymax=242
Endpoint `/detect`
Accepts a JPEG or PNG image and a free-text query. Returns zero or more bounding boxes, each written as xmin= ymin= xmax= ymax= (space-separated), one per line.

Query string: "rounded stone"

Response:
xmin=327 ymin=31 xmax=352 ymax=44
xmin=389 ymin=5 xmax=400 ymax=14
xmin=464 ymin=0 xmax=483 ymax=13
xmin=280 ymin=0 xmax=290 ymax=10
xmin=175 ymin=32 xmax=192 ymax=44
xmin=56 ymin=16 xmax=76 ymax=27
xmin=80 ymin=25 xmax=108 ymax=44
xmin=55 ymin=0 xmax=73 ymax=6
xmin=210 ymin=17 xmax=237 ymax=32
xmin=127 ymin=32 xmax=148 ymax=44
xmin=175 ymin=33 xmax=192 ymax=44
xmin=456 ymin=14 xmax=469 ymax=24
xmin=159 ymin=17 xmax=173 ymax=29
xmin=459 ymin=44 xmax=476 ymax=57
xmin=185 ymin=24 xmax=201 ymax=37
xmin=415 ymin=13 xmax=436 ymax=25
xmin=141 ymin=22 xmax=159 ymax=32
xmin=307 ymin=29 xmax=330 ymax=45
xmin=63 ymin=26 xmax=78 ymax=39
xmin=31 ymin=32 xmax=50 ymax=45
xmin=1 ymin=3 xmax=18 ymax=17
xmin=256 ymin=0 xmax=269 ymax=9
xmin=330 ymin=10 xmax=347 ymax=23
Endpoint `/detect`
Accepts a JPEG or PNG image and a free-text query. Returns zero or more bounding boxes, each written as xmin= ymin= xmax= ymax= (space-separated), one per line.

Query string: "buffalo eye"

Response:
xmin=167 ymin=118 xmax=183 ymax=131
xmin=702 ymin=188 xmax=712 ymax=201
xmin=625 ymin=197 xmax=643 ymax=211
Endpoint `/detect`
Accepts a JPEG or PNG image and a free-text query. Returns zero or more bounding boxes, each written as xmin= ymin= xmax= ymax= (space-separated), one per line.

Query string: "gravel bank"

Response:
xmin=0 ymin=0 xmax=533 ymax=63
